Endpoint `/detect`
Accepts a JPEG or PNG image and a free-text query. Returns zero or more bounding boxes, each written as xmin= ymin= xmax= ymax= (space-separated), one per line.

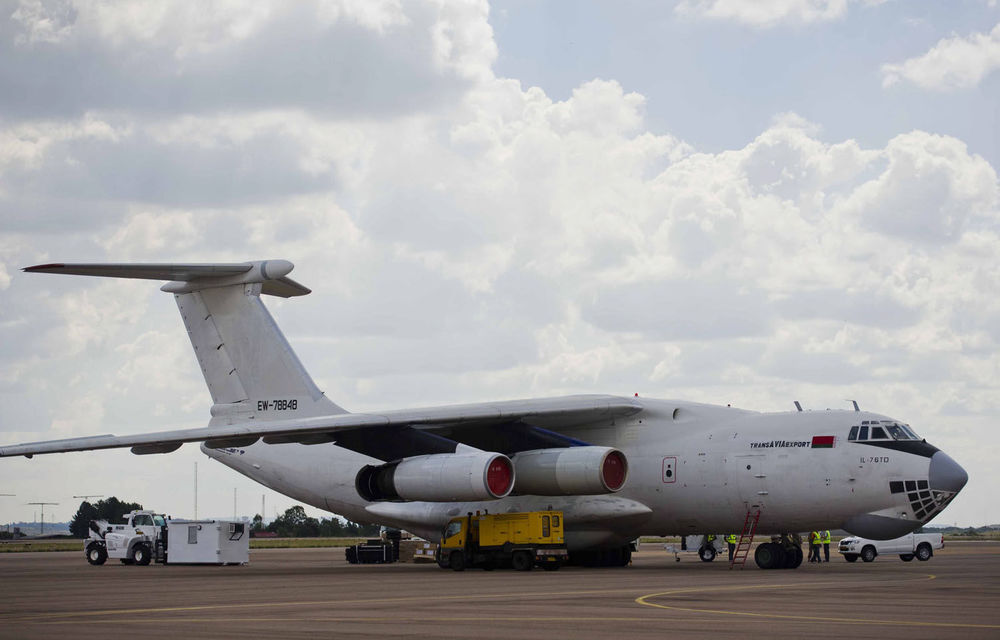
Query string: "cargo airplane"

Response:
xmin=0 ymin=260 xmax=968 ymax=569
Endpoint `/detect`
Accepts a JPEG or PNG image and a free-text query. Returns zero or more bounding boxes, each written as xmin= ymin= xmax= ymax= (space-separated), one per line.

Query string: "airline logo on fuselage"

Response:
xmin=749 ymin=436 xmax=836 ymax=449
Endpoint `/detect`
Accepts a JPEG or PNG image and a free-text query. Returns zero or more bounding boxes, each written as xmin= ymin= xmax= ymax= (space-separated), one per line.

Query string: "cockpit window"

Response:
xmin=848 ymin=426 xmax=859 ymax=441
xmin=871 ymin=426 xmax=888 ymax=440
xmin=857 ymin=425 xmax=869 ymax=441
xmin=901 ymin=424 xmax=920 ymax=440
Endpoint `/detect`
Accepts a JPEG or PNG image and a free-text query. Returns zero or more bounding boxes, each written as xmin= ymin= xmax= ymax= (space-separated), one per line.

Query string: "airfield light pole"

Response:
xmin=27 ymin=502 xmax=58 ymax=535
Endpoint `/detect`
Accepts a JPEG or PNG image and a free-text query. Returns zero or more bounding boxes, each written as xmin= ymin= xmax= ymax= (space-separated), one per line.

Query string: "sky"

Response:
xmin=0 ymin=0 xmax=998 ymax=529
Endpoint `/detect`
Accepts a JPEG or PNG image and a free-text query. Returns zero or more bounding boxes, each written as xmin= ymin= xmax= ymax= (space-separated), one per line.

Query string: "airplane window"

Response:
xmin=871 ymin=426 xmax=888 ymax=439
xmin=848 ymin=426 xmax=859 ymax=441
xmin=886 ymin=424 xmax=907 ymax=440
xmin=857 ymin=426 xmax=869 ymax=441
xmin=901 ymin=424 xmax=920 ymax=440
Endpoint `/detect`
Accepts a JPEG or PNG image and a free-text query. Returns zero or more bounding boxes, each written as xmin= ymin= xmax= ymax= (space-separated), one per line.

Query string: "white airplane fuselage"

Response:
xmin=206 ymin=398 xmax=960 ymax=549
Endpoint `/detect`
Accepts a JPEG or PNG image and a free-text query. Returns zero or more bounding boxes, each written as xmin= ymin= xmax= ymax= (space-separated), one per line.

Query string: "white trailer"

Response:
xmin=85 ymin=510 xmax=249 ymax=566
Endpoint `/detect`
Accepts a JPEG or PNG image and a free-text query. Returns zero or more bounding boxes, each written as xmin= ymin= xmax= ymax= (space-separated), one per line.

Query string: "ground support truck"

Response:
xmin=85 ymin=510 xmax=249 ymax=566
xmin=437 ymin=510 xmax=568 ymax=571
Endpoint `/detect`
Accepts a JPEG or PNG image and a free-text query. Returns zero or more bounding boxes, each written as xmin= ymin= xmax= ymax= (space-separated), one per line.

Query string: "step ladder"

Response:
xmin=729 ymin=509 xmax=760 ymax=569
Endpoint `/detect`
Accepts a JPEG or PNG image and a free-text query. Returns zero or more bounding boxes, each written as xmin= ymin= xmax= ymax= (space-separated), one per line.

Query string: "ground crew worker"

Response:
xmin=725 ymin=533 xmax=737 ymax=563
xmin=821 ymin=529 xmax=831 ymax=562
xmin=809 ymin=531 xmax=821 ymax=563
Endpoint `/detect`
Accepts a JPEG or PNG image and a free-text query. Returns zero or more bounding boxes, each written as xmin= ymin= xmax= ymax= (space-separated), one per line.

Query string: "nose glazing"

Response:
xmin=928 ymin=451 xmax=968 ymax=493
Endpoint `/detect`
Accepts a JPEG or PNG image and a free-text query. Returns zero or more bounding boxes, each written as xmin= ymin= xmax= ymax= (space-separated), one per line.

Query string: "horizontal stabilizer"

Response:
xmin=22 ymin=260 xmax=310 ymax=297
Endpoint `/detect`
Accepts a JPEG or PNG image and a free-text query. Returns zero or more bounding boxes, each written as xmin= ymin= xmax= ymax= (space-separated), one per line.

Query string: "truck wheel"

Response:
xmin=916 ymin=543 xmax=932 ymax=561
xmin=512 ymin=551 xmax=533 ymax=571
xmin=131 ymin=543 xmax=152 ymax=566
xmin=844 ymin=554 xmax=858 ymax=562
xmin=698 ymin=546 xmax=716 ymax=562
xmin=860 ymin=545 xmax=877 ymax=563
xmin=86 ymin=544 xmax=107 ymax=566
xmin=449 ymin=551 xmax=466 ymax=571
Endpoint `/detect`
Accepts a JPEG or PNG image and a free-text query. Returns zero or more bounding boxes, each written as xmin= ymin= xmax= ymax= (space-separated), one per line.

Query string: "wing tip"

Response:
xmin=23 ymin=263 xmax=65 ymax=273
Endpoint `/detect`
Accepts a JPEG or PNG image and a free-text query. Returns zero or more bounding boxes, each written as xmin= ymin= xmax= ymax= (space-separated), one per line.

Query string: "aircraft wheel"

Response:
xmin=620 ymin=546 xmax=632 ymax=567
xmin=86 ymin=544 xmax=107 ymax=566
xmin=698 ymin=546 xmax=717 ymax=562
xmin=785 ymin=546 xmax=803 ymax=569
xmin=754 ymin=543 xmax=781 ymax=570
xmin=449 ymin=551 xmax=466 ymax=572
xmin=512 ymin=551 xmax=533 ymax=571
xmin=860 ymin=545 xmax=877 ymax=563
xmin=916 ymin=543 xmax=932 ymax=561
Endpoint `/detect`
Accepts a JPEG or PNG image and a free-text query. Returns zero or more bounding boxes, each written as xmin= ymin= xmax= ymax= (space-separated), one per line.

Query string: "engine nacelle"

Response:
xmin=356 ymin=452 xmax=514 ymax=502
xmin=512 ymin=446 xmax=628 ymax=495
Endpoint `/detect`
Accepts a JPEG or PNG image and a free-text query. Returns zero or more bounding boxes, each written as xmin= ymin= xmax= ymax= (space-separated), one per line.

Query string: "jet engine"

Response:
xmin=355 ymin=451 xmax=514 ymax=502
xmin=512 ymin=446 xmax=628 ymax=495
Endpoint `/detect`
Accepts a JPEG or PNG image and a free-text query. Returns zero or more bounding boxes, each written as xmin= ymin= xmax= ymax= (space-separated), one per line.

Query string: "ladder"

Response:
xmin=729 ymin=509 xmax=760 ymax=569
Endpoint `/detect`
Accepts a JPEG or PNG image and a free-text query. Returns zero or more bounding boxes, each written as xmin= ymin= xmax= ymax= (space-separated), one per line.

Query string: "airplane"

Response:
xmin=0 ymin=260 xmax=968 ymax=569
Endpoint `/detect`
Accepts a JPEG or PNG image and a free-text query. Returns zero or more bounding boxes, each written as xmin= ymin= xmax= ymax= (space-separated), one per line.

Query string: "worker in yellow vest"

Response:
xmin=809 ymin=531 xmax=821 ymax=563
xmin=821 ymin=530 xmax=832 ymax=562
xmin=725 ymin=534 xmax=737 ymax=563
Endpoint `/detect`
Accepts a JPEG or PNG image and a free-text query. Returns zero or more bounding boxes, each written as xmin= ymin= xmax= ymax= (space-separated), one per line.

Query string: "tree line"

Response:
xmin=69 ymin=498 xmax=379 ymax=538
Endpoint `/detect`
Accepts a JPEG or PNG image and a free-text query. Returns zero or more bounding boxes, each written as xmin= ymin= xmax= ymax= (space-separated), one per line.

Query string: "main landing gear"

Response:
xmin=754 ymin=534 xmax=803 ymax=570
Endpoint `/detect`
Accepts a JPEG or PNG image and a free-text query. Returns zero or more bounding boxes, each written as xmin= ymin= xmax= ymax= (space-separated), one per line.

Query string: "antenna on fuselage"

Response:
xmin=849 ymin=400 xmax=860 ymax=412
xmin=793 ymin=401 xmax=802 ymax=412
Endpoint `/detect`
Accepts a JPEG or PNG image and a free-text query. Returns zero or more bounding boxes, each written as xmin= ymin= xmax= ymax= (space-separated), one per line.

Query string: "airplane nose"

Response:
xmin=928 ymin=451 xmax=968 ymax=493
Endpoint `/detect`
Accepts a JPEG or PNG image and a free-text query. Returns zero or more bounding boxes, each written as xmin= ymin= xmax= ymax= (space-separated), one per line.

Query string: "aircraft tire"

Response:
xmin=785 ymin=546 xmax=803 ymax=569
xmin=916 ymin=543 xmax=932 ymax=561
xmin=860 ymin=545 xmax=877 ymax=563
xmin=86 ymin=544 xmax=107 ymax=566
xmin=699 ymin=546 xmax=717 ymax=562
xmin=754 ymin=543 xmax=782 ymax=570
xmin=449 ymin=551 xmax=466 ymax=572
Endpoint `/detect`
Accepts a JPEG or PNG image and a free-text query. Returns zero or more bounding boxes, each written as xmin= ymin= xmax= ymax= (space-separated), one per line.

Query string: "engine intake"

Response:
xmin=512 ymin=446 xmax=628 ymax=495
xmin=356 ymin=451 xmax=514 ymax=502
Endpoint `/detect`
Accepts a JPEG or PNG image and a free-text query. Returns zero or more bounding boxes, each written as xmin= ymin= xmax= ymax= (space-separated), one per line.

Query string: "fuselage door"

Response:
xmin=729 ymin=453 xmax=768 ymax=513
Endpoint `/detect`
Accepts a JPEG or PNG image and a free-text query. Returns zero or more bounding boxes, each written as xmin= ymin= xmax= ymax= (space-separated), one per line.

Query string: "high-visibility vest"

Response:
xmin=706 ymin=534 xmax=716 ymax=542
xmin=811 ymin=531 xmax=820 ymax=543
xmin=821 ymin=530 xmax=831 ymax=544
xmin=725 ymin=534 xmax=737 ymax=544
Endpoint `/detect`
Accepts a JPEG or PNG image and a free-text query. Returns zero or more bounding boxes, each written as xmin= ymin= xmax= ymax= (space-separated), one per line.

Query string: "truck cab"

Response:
xmin=86 ymin=510 xmax=167 ymax=566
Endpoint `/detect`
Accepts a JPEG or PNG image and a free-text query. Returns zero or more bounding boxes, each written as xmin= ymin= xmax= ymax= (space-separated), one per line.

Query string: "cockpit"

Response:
xmin=847 ymin=420 xmax=921 ymax=442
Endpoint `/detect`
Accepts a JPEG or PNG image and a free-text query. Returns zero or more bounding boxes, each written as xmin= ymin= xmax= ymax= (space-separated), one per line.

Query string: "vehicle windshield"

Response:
xmin=153 ymin=515 xmax=166 ymax=526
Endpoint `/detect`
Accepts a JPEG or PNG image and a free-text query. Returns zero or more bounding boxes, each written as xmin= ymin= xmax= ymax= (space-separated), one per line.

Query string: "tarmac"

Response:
xmin=1 ymin=540 xmax=998 ymax=639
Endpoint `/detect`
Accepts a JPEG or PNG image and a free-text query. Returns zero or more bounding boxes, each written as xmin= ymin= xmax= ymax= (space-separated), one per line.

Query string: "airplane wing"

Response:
xmin=0 ymin=394 xmax=642 ymax=458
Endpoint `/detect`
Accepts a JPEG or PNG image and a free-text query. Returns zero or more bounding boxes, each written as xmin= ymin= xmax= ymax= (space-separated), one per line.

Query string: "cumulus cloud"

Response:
xmin=882 ymin=22 xmax=1000 ymax=90
xmin=674 ymin=0 xmax=881 ymax=28
xmin=0 ymin=0 xmax=996 ymax=526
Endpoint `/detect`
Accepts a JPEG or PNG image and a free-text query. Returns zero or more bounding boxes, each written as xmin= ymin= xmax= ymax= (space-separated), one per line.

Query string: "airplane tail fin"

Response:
xmin=23 ymin=260 xmax=347 ymax=424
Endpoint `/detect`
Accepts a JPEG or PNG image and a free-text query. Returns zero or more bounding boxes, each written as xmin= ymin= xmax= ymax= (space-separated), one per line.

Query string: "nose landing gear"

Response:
xmin=754 ymin=533 xmax=804 ymax=570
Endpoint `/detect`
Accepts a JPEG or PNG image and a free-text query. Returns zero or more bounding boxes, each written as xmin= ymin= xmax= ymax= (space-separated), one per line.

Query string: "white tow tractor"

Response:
xmin=85 ymin=510 xmax=249 ymax=566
